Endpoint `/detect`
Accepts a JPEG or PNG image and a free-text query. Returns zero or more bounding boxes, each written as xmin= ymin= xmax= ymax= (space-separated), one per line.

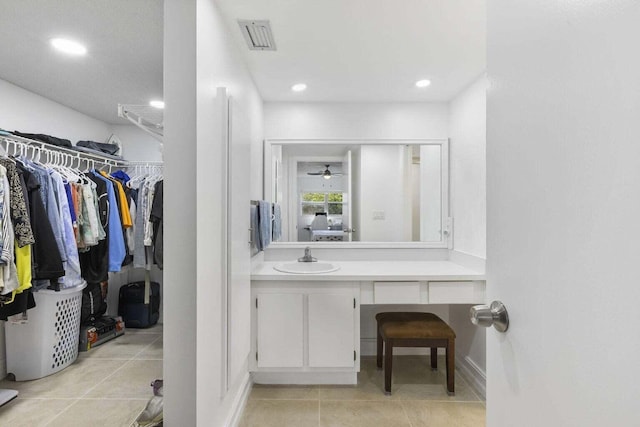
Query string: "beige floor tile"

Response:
xmin=78 ymin=333 xmax=159 ymax=359
xmin=0 ymin=358 xmax=123 ymax=398
xmin=358 ymin=355 xmax=481 ymax=402
xmin=250 ymin=384 xmax=319 ymax=400
xmin=86 ymin=359 xmax=162 ymax=398
xmin=125 ymin=324 xmax=163 ymax=335
xmin=390 ymin=382 xmax=479 ymax=402
xmin=400 ymin=401 xmax=486 ymax=427
xmin=47 ymin=398 xmax=148 ymax=427
xmin=318 ymin=381 xmax=388 ymax=401
xmin=0 ymin=398 xmax=74 ymax=427
xmin=320 ymin=400 xmax=411 ymax=427
xmin=135 ymin=336 xmax=163 ymax=360
xmin=239 ymin=399 xmax=319 ymax=427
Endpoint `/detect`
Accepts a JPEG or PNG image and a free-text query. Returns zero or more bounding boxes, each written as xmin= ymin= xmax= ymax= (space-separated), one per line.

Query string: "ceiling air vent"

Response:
xmin=238 ymin=20 xmax=276 ymax=51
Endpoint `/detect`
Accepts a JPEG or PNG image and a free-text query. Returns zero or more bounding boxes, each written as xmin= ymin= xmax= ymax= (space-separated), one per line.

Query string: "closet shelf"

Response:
xmin=0 ymin=134 xmax=163 ymax=169
xmin=117 ymin=104 xmax=164 ymax=143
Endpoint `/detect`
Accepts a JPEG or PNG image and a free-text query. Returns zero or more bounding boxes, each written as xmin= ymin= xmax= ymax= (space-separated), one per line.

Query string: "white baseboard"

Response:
xmin=360 ymin=338 xmax=445 ymax=356
xmin=251 ymin=371 xmax=357 ymax=385
xmin=225 ymin=372 xmax=252 ymax=427
xmin=456 ymin=355 xmax=486 ymax=399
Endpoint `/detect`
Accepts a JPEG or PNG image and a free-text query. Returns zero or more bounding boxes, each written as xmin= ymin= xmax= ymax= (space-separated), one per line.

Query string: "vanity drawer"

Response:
xmin=374 ymin=282 xmax=421 ymax=304
xmin=428 ymin=281 xmax=485 ymax=304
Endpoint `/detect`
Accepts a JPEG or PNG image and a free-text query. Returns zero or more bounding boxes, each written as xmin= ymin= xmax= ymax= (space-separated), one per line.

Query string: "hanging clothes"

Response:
xmin=90 ymin=171 xmax=125 ymax=272
xmin=150 ymin=179 xmax=163 ymax=269
xmin=0 ymin=158 xmax=34 ymax=247
xmin=50 ymin=170 xmax=83 ymax=289
xmin=0 ymin=166 xmax=19 ymax=296
xmin=18 ymin=165 xmax=64 ymax=281
xmin=79 ymin=174 xmax=109 ymax=283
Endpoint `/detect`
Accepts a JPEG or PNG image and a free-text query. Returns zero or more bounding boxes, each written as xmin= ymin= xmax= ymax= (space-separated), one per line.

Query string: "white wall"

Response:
xmin=0 ymin=78 xmax=111 ymax=143
xmin=110 ymin=124 xmax=163 ymax=161
xmin=359 ymin=145 xmax=411 ymax=241
xmin=446 ymin=74 xmax=487 ymax=390
xmin=0 ymin=77 xmax=163 ymax=163
xmin=265 ymin=102 xmax=448 ymax=139
xmin=164 ymin=0 xmax=263 ymax=425
xmin=163 ymin=0 xmax=197 ymax=423
xmin=449 ymin=74 xmax=487 ymax=258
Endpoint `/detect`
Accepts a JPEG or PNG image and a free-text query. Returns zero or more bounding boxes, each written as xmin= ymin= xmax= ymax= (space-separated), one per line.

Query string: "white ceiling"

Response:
xmin=216 ymin=0 xmax=486 ymax=102
xmin=0 ymin=0 xmax=163 ymax=124
xmin=0 ymin=0 xmax=484 ymax=126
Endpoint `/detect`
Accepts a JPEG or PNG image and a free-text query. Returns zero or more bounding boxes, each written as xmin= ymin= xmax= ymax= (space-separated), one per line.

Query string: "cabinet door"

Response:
xmin=308 ymin=294 xmax=355 ymax=367
xmin=257 ymin=293 xmax=304 ymax=368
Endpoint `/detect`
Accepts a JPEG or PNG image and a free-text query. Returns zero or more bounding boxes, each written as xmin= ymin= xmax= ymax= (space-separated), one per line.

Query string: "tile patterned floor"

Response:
xmin=0 ymin=324 xmax=163 ymax=427
xmin=0 ymin=331 xmax=485 ymax=427
xmin=240 ymin=355 xmax=486 ymax=427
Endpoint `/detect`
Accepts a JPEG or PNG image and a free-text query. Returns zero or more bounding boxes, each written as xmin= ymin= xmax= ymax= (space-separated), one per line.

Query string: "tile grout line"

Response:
xmin=75 ymin=332 xmax=162 ymax=401
xmin=398 ymin=400 xmax=415 ymax=427
xmin=41 ymin=398 xmax=83 ymax=427
xmin=318 ymin=399 xmax=321 ymax=427
xmin=10 ymin=330 xmax=162 ymax=427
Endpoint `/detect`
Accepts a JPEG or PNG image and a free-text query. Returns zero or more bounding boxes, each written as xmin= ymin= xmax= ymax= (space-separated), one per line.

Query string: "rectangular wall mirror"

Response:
xmin=264 ymin=139 xmax=450 ymax=247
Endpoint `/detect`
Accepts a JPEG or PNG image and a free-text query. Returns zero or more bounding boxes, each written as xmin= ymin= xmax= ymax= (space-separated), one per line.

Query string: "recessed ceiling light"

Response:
xmin=291 ymin=83 xmax=307 ymax=92
xmin=50 ymin=38 xmax=87 ymax=56
xmin=415 ymin=79 xmax=431 ymax=88
xmin=149 ymin=100 xmax=165 ymax=109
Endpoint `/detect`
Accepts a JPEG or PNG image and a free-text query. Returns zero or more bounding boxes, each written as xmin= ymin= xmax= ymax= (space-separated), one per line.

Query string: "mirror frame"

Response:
xmin=263 ymin=138 xmax=450 ymax=249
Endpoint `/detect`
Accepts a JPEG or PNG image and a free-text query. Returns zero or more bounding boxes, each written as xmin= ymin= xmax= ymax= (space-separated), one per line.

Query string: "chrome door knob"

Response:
xmin=470 ymin=301 xmax=509 ymax=332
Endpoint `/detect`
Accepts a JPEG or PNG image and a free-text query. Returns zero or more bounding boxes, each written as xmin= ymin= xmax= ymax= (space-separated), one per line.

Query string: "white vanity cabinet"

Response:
xmin=251 ymin=281 xmax=360 ymax=384
xmin=256 ymin=293 xmax=304 ymax=368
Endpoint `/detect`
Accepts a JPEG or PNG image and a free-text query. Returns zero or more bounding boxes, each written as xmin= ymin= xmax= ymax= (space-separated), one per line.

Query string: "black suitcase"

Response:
xmin=118 ymin=281 xmax=160 ymax=328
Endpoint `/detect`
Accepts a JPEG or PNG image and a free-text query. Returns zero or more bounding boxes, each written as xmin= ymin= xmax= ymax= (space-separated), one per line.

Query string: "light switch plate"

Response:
xmin=372 ymin=210 xmax=385 ymax=220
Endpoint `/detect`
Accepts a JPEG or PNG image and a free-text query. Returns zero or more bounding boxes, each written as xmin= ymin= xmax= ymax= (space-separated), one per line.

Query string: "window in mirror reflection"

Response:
xmin=270 ymin=142 xmax=448 ymax=245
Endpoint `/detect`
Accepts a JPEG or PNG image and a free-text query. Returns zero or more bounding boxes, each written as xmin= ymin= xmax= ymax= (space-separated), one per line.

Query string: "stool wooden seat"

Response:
xmin=376 ymin=312 xmax=456 ymax=395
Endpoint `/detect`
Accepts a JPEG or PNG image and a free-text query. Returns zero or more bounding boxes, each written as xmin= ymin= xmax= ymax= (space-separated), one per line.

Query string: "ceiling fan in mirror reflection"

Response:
xmin=307 ymin=164 xmax=344 ymax=180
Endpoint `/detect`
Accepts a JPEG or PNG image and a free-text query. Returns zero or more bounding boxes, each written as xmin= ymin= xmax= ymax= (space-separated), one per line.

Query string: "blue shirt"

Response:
xmin=92 ymin=171 xmax=125 ymax=272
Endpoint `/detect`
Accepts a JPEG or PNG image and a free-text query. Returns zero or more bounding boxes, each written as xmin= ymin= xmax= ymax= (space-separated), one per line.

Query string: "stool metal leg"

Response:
xmin=446 ymin=338 xmax=455 ymax=395
xmin=384 ymin=340 xmax=393 ymax=395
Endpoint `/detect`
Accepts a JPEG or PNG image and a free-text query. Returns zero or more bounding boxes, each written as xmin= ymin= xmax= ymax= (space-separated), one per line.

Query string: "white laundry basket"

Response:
xmin=5 ymin=283 xmax=86 ymax=381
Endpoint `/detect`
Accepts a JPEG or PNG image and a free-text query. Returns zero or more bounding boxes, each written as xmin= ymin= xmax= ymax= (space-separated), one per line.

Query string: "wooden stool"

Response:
xmin=376 ymin=312 xmax=456 ymax=395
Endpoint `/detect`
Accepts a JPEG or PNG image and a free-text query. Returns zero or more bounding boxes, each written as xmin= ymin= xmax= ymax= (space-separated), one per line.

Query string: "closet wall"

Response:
xmin=164 ymin=0 xmax=263 ymax=425
xmin=110 ymin=124 xmax=163 ymax=162
xmin=0 ymin=78 xmax=111 ymax=142
xmin=0 ymin=77 xmax=164 ymax=378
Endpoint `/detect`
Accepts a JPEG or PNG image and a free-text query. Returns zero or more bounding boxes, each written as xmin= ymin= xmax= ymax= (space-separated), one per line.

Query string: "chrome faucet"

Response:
xmin=298 ymin=247 xmax=317 ymax=262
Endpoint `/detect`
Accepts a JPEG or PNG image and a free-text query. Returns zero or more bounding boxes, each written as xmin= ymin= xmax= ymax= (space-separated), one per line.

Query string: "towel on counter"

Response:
xmin=250 ymin=205 xmax=261 ymax=253
xmin=272 ymin=203 xmax=282 ymax=242
xmin=258 ymin=201 xmax=272 ymax=249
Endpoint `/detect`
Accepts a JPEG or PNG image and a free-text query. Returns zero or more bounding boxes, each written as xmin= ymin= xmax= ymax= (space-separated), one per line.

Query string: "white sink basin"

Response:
xmin=273 ymin=262 xmax=340 ymax=274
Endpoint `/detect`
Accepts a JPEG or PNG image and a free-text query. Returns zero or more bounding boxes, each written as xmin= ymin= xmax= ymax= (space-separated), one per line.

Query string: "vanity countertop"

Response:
xmin=251 ymin=260 xmax=485 ymax=281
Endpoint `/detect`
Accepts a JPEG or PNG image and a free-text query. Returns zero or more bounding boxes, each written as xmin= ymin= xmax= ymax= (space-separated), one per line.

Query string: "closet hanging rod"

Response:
xmin=0 ymin=134 xmax=132 ymax=167
xmin=126 ymin=160 xmax=164 ymax=166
